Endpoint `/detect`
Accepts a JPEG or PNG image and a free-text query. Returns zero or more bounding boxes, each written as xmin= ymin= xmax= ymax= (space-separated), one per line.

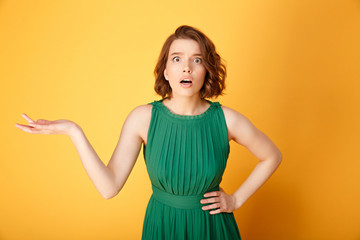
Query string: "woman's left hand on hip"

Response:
xmin=200 ymin=187 xmax=236 ymax=215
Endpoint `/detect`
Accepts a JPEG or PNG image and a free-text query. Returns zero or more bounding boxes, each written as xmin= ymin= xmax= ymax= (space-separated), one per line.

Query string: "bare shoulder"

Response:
xmin=220 ymin=105 xmax=258 ymax=144
xmin=127 ymin=104 xmax=153 ymax=145
xmin=130 ymin=104 xmax=153 ymax=118
xmin=127 ymin=103 xmax=153 ymax=128
xmin=220 ymin=105 xmax=282 ymax=162
xmin=220 ymin=105 xmax=251 ymax=129
xmin=220 ymin=105 xmax=245 ymax=124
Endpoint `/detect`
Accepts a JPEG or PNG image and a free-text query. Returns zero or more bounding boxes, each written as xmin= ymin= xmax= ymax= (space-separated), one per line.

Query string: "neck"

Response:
xmin=163 ymin=94 xmax=209 ymax=116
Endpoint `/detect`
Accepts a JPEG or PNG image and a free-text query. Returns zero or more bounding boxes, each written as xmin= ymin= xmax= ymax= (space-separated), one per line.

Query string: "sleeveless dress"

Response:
xmin=142 ymin=98 xmax=242 ymax=240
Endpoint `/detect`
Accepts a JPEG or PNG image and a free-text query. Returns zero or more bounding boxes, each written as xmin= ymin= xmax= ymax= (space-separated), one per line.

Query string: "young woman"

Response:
xmin=15 ymin=25 xmax=282 ymax=239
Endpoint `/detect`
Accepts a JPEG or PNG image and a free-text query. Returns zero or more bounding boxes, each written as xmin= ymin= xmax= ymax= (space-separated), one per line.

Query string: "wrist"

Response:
xmin=68 ymin=123 xmax=83 ymax=139
xmin=231 ymin=193 xmax=243 ymax=210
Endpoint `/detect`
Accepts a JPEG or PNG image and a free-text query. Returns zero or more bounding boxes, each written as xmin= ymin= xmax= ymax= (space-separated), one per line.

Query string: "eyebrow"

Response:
xmin=169 ymin=52 xmax=202 ymax=57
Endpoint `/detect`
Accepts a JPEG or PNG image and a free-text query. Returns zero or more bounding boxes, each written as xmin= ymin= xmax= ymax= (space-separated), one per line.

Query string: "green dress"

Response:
xmin=142 ymin=98 xmax=241 ymax=240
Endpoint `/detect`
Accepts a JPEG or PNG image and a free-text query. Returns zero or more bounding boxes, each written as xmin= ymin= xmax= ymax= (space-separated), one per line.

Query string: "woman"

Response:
xmin=15 ymin=25 xmax=282 ymax=239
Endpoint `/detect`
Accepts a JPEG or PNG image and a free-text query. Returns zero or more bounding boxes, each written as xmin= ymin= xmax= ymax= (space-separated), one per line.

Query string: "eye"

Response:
xmin=172 ymin=56 xmax=181 ymax=62
xmin=194 ymin=58 xmax=202 ymax=64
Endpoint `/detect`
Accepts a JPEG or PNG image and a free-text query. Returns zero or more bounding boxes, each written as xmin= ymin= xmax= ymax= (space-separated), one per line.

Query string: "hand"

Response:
xmin=200 ymin=187 xmax=237 ymax=215
xmin=15 ymin=113 xmax=78 ymax=137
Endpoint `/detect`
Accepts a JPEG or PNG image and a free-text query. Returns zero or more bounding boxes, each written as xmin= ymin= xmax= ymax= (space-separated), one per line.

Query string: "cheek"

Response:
xmin=199 ymin=68 xmax=207 ymax=80
xmin=202 ymin=68 xmax=207 ymax=77
xmin=166 ymin=65 xmax=181 ymax=76
xmin=199 ymin=65 xmax=206 ymax=74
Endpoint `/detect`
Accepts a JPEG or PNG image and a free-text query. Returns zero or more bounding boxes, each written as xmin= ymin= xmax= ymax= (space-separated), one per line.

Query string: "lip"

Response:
xmin=180 ymin=76 xmax=193 ymax=83
xmin=180 ymin=82 xmax=193 ymax=88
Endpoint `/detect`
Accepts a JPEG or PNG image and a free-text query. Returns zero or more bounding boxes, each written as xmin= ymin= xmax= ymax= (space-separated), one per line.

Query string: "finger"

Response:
xmin=201 ymin=197 xmax=220 ymax=204
xmin=30 ymin=123 xmax=47 ymax=129
xmin=202 ymin=203 xmax=221 ymax=211
xmin=15 ymin=124 xmax=41 ymax=134
xmin=15 ymin=123 xmax=39 ymax=129
xmin=15 ymin=123 xmax=33 ymax=128
xmin=209 ymin=208 xmax=222 ymax=215
xmin=21 ymin=113 xmax=35 ymax=124
xmin=16 ymin=122 xmax=45 ymax=131
xmin=203 ymin=191 xmax=220 ymax=198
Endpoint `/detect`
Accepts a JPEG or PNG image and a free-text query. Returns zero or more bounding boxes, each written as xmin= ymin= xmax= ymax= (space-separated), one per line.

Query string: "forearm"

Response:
xmin=68 ymin=124 xmax=116 ymax=199
xmin=231 ymin=156 xmax=282 ymax=210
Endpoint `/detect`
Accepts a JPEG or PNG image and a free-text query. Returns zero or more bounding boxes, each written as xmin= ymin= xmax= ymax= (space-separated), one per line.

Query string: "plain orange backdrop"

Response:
xmin=1 ymin=0 xmax=359 ymax=239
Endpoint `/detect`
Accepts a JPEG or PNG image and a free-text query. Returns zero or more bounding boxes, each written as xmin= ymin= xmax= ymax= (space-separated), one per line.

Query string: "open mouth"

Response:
xmin=180 ymin=79 xmax=193 ymax=88
xmin=180 ymin=80 xmax=192 ymax=84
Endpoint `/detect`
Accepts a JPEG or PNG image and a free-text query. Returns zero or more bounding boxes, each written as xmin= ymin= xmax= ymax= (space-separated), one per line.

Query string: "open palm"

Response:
xmin=15 ymin=113 xmax=76 ymax=136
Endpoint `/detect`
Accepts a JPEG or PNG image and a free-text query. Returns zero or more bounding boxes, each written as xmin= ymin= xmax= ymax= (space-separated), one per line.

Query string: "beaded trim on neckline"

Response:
xmin=157 ymin=98 xmax=217 ymax=120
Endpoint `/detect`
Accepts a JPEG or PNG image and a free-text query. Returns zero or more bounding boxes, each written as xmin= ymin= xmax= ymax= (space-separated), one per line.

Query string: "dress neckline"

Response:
xmin=158 ymin=98 xmax=216 ymax=120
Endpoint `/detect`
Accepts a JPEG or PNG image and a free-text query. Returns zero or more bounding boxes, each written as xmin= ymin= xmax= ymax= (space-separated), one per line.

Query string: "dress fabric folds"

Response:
xmin=142 ymin=98 xmax=241 ymax=240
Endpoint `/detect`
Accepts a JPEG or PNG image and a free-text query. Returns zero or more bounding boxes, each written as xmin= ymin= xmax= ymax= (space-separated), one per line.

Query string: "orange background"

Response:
xmin=1 ymin=0 xmax=359 ymax=239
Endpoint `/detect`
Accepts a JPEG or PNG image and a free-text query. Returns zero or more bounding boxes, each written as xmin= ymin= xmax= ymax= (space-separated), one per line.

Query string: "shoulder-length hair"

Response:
xmin=154 ymin=25 xmax=227 ymax=99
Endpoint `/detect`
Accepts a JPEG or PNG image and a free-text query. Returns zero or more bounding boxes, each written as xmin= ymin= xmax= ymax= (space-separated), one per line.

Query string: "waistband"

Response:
xmin=151 ymin=184 xmax=219 ymax=210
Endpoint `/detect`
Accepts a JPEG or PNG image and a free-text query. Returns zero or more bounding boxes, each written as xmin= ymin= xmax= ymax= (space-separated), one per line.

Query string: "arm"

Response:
xmin=222 ymin=106 xmax=283 ymax=210
xmin=69 ymin=105 xmax=149 ymax=199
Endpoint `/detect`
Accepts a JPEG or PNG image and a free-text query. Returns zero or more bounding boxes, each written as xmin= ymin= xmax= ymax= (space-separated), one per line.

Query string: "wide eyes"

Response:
xmin=172 ymin=56 xmax=181 ymax=62
xmin=172 ymin=56 xmax=202 ymax=64
xmin=194 ymin=58 xmax=202 ymax=64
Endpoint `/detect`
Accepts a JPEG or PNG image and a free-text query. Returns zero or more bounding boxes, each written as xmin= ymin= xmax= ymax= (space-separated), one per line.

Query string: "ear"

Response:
xmin=164 ymin=69 xmax=168 ymax=81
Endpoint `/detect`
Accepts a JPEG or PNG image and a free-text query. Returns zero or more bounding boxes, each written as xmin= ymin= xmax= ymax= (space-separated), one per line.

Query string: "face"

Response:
xmin=164 ymin=38 xmax=207 ymax=99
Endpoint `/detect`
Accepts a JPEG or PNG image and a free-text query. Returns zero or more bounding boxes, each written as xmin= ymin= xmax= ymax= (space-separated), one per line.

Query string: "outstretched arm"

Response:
xmin=69 ymin=105 xmax=148 ymax=199
xmin=15 ymin=105 xmax=149 ymax=200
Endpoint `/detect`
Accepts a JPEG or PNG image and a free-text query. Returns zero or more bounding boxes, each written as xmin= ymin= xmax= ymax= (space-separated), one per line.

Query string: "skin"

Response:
xmin=162 ymin=38 xmax=209 ymax=114
xmin=15 ymin=38 xmax=282 ymax=216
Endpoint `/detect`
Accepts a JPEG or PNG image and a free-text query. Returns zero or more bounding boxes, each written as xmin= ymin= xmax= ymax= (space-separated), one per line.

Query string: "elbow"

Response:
xmin=102 ymin=194 xmax=114 ymax=200
xmin=101 ymin=189 xmax=116 ymax=199
xmin=264 ymin=150 xmax=282 ymax=164
xmin=276 ymin=152 xmax=283 ymax=165
xmin=102 ymin=188 xmax=121 ymax=200
xmin=266 ymin=151 xmax=282 ymax=166
xmin=102 ymin=192 xmax=116 ymax=200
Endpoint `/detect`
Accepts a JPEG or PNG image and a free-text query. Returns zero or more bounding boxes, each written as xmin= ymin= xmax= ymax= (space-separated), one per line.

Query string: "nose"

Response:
xmin=183 ymin=62 xmax=192 ymax=73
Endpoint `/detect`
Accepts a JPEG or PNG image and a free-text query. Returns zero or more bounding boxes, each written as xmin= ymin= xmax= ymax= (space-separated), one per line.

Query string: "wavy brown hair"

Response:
xmin=154 ymin=25 xmax=227 ymax=99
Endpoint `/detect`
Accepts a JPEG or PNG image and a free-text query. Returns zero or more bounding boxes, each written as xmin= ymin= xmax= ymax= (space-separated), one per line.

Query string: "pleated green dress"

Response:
xmin=142 ymin=98 xmax=241 ymax=240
